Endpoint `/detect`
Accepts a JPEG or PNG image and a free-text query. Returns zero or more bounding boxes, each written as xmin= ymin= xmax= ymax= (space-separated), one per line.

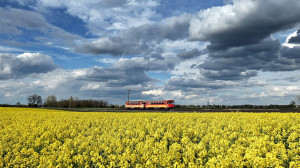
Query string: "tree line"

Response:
xmin=27 ymin=94 xmax=109 ymax=108
xmin=175 ymin=101 xmax=298 ymax=109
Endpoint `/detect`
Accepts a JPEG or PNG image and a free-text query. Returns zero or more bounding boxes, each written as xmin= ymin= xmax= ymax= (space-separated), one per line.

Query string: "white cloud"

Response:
xmin=80 ymin=83 xmax=102 ymax=91
xmin=189 ymin=0 xmax=300 ymax=44
xmin=0 ymin=52 xmax=57 ymax=79
xmin=77 ymin=13 xmax=192 ymax=56
xmin=0 ymin=7 xmax=82 ymax=48
xmin=0 ymin=45 xmax=24 ymax=52
xmin=189 ymin=4 xmax=237 ymax=41
xmin=283 ymin=31 xmax=300 ymax=48
xmin=142 ymin=89 xmax=164 ymax=96
xmin=36 ymin=0 xmax=159 ymax=35
xmin=160 ymin=39 xmax=206 ymax=52
xmin=170 ymin=55 xmax=207 ymax=76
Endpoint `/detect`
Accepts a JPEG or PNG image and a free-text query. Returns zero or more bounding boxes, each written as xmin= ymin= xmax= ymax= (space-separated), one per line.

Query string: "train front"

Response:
xmin=167 ymin=100 xmax=175 ymax=109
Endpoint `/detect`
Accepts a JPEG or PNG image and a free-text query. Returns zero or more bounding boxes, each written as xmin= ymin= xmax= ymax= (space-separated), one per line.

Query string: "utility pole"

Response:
xmin=127 ymin=88 xmax=131 ymax=102
xmin=70 ymin=96 xmax=73 ymax=108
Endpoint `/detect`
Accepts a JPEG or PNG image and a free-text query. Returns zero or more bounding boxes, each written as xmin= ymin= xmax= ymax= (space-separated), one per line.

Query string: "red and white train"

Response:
xmin=125 ymin=100 xmax=175 ymax=109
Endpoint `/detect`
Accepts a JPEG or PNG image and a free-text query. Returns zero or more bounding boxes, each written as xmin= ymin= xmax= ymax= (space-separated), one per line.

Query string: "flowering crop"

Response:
xmin=1 ymin=107 xmax=300 ymax=167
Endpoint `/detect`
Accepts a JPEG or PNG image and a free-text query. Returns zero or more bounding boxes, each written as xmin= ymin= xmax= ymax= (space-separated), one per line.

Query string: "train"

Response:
xmin=125 ymin=100 xmax=175 ymax=110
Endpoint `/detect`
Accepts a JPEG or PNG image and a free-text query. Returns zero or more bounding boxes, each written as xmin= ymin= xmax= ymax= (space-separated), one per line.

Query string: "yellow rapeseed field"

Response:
xmin=0 ymin=107 xmax=300 ymax=167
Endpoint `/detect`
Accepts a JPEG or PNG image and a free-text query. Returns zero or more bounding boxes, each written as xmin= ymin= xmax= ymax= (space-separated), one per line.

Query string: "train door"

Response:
xmin=142 ymin=102 xmax=146 ymax=109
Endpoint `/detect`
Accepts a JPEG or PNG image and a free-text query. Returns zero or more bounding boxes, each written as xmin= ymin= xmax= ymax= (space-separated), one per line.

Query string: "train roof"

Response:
xmin=126 ymin=100 xmax=174 ymax=102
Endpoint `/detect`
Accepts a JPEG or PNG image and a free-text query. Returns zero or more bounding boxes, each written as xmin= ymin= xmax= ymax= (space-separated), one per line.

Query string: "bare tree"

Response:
xmin=27 ymin=94 xmax=42 ymax=107
xmin=290 ymin=101 xmax=296 ymax=108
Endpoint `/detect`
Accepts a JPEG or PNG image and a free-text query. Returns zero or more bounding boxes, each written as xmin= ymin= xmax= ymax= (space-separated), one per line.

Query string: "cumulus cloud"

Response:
xmin=84 ymin=55 xmax=179 ymax=86
xmin=189 ymin=0 xmax=300 ymax=50
xmin=31 ymin=0 xmax=160 ymax=34
xmin=89 ymin=67 xmax=154 ymax=86
xmin=165 ymin=74 xmax=236 ymax=91
xmin=0 ymin=7 xmax=48 ymax=35
xmin=176 ymin=48 xmax=206 ymax=59
xmin=15 ymin=67 xmax=158 ymax=104
xmin=0 ymin=52 xmax=57 ymax=79
xmin=187 ymin=0 xmax=300 ymax=81
xmin=0 ymin=7 xmax=82 ymax=47
xmin=77 ymin=14 xmax=192 ymax=56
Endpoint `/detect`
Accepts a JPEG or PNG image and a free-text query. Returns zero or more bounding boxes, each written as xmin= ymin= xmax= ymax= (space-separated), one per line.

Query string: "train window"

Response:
xmin=162 ymin=102 xmax=164 ymax=104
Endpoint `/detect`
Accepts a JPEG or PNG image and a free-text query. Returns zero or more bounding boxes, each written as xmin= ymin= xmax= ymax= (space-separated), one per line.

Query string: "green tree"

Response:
xmin=45 ymin=95 xmax=57 ymax=107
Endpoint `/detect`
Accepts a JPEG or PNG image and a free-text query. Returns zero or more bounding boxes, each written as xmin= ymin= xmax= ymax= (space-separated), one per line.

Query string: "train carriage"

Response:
xmin=126 ymin=100 xmax=175 ymax=110
xmin=125 ymin=101 xmax=145 ymax=109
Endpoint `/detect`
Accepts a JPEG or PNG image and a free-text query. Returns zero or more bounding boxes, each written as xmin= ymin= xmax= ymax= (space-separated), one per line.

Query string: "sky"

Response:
xmin=1 ymin=0 xmax=300 ymax=105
